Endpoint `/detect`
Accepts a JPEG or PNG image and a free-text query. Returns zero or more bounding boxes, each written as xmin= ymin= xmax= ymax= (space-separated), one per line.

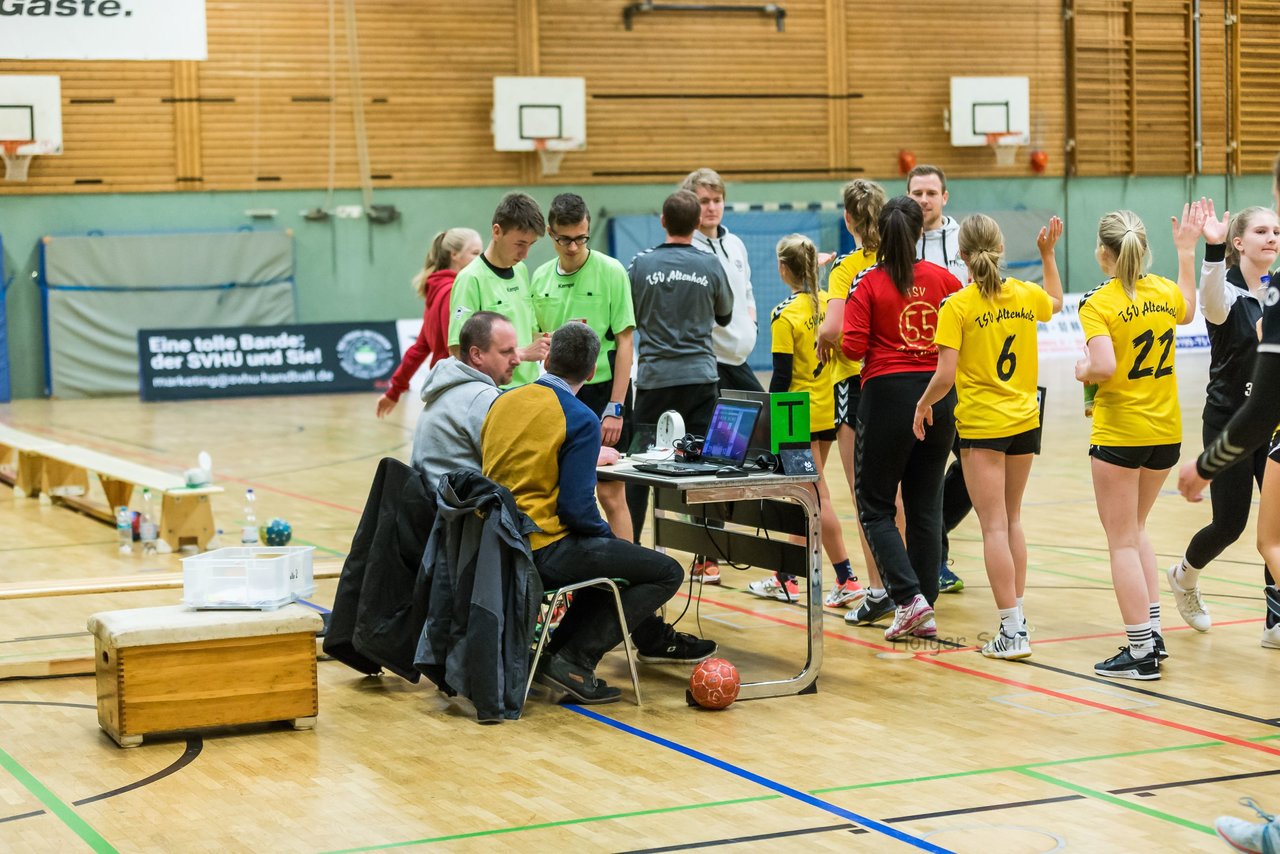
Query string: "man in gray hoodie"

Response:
xmin=410 ymin=311 xmax=520 ymax=486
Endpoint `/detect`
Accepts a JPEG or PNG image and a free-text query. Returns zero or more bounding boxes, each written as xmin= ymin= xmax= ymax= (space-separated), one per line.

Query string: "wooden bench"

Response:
xmin=88 ymin=604 xmax=323 ymax=748
xmin=0 ymin=422 xmax=65 ymax=498
xmin=0 ymin=425 xmax=224 ymax=552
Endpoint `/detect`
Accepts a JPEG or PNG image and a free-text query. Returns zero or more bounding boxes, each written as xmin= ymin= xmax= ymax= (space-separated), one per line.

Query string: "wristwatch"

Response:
xmin=602 ymin=402 xmax=624 ymax=419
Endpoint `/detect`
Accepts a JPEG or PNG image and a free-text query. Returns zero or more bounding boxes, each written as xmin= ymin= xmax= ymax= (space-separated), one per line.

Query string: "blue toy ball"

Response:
xmin=259 ymin=517 xmax=293 ymax=547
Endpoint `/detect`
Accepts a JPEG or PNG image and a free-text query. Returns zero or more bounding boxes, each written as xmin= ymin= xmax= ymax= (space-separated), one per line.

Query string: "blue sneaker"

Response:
xmin=939 ymin=562 xmax=964 ymax=594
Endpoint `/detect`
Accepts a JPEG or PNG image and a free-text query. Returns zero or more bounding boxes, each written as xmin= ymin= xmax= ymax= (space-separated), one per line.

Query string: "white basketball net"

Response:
xmin=1 ymin=143 xmax=34 ymax=182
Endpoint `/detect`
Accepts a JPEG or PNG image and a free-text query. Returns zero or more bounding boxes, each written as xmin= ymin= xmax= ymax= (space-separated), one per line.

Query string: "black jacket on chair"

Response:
xmin=415 ymin=469 xmax=543 ymax=722
xmin=324 ymin=457 xmax=435 ymax=682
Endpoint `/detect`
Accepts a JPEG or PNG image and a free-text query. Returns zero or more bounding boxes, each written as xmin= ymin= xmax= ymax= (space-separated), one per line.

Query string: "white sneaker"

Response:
xmin=884 ymin=594 xmax=933 ymax=641
xmin=1262 ymin=624 xmax=1280 ymax=649
xmin=1166 ymin=563 xmax=1211 ymax=632
xmin=1215 ymin=798 xmax=1279 ymax=853
xmin=747 ymin=574 xmax=801 ymax=602
xmin=981 ymin=628 xmax=1031 ymax=660
xmin=824 ymin=578 xmax=868 ymax=609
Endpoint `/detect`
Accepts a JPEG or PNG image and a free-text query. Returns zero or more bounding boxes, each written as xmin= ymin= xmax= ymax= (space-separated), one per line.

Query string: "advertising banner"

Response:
xmin=0 ymin=0 xmax=207 ymax=61
xmin=138 ymin=322 xmax=400 ymax=402
xmin=1038 ymin=292 xmax=1209 ymax=357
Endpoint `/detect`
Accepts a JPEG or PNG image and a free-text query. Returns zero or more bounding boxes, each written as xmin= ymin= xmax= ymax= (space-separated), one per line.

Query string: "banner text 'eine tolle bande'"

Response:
xmin=0 ymin=0 xmax=206 ymax=61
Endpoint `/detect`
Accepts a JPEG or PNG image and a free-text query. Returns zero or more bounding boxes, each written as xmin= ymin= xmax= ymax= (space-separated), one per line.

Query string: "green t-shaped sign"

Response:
xmin=770 ymin=391 xmax=810 ymax=452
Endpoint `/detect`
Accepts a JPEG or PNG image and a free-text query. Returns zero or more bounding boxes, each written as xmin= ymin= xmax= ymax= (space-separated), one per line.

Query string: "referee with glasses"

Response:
xmin=531 ymin=193 xmax=638 ymax=542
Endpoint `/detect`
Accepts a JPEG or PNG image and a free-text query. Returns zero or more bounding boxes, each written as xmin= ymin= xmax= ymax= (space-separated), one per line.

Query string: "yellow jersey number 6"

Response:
xmin=996 ymin=334 xmax=1017 ymax=381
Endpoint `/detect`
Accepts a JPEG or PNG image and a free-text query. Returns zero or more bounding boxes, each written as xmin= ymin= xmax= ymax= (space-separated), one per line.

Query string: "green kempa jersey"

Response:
xmin=530 ymin=251 xmax=636 ymax=385
xmin=447 ymin=255 xmax=540 ymax=388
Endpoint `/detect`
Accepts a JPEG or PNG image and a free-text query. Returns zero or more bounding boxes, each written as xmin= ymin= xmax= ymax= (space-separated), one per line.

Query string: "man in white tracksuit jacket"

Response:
xmin=684 ymin=167 xmax=764 ymax=394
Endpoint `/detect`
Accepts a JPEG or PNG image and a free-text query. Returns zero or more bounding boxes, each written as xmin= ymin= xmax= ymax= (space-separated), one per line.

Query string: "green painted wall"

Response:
xmin=2 ymin=173 xmax=1273 ymax=399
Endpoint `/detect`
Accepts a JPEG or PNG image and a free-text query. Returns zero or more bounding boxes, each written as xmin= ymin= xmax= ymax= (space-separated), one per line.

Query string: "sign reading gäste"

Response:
xmin=138 ymin=321 xmax=400 ymax=401
xmin=0 ymin=0 xmax=206 ymax=60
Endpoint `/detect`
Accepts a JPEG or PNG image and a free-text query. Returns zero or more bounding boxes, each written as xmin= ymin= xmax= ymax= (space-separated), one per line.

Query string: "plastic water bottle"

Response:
xmin=139 ymin=488 xmax=159 ymax=555
xmin=115 ymin=506 xmax=133 ymax=554
xmin=1083 ymin=383 xmax=1098 ymax=418
xmin=241 ymin=488 xmax=259 ymax=546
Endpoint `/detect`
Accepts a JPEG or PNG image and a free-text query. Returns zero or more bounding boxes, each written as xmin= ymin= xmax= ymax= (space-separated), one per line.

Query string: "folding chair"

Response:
xmin=525 ymin=578 xmax=642 ymax=706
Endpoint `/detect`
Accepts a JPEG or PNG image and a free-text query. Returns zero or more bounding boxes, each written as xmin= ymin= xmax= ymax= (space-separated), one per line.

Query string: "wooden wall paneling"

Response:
xmin=199 ymin=0 xmax=524 ymax=191
xmin=1068 ymin=0 xmax=1197 ymax=176
xmin=538 ymin=0 xmax=838 ymax=183
xmin=1236 ymin=0 xmax=1280 ymax=173
xmin=1068 ymin=0 xmax=1132 ymax=176
xmin=172 ymin=62 xmax=204 ymax=189
xmin=1227 ymin=0 xmax=1241 ymax=173
xmin=826 ymin=0 xmax=850 ymax=178
xmin=848 ymin=0 xmax=1066 ymax=180
xmin=0 ymin=61 xmax=177 ymax=194
xmin=1198 ymin=0 xmax=1229 ymax=174
xmin=0 ymin=0 xmax=1237 ymax=195
xmin=1132 ymin=0 xmax=1194 ymax=175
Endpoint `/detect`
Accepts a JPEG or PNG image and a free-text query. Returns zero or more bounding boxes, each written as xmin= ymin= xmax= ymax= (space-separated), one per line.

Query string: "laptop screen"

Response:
xmin=701 ymin=399 xmax=763 ymax=466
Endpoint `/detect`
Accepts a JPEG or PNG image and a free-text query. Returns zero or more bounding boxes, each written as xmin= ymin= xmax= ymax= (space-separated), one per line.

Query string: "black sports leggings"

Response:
xmin=1185 ymin=416 xmax=1273 ymax=585
xmin=854 ymin=373 xmax=956 ymax=606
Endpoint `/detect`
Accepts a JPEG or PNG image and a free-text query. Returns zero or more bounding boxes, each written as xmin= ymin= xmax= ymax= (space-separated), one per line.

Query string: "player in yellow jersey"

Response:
xmin=748 ymin=234 xmax=865 ymax=609
xmin=912 ymin=214 xmax=1063 ymax=660
xmin=1075 ymin=204 xmax=1205 ymax=680
xmin=816 ymin=180 xmax=898 ymax=617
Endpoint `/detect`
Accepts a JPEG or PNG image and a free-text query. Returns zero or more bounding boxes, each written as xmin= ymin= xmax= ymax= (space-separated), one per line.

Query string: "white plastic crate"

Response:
xmin=182 ymin=546 xmax=315 ymax=610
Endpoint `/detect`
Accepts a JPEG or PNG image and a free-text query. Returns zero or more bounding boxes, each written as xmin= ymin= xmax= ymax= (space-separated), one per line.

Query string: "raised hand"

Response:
xmin=1036 ymin=215 xmax=1064 ymax=255
xmin=1200 ymin=197 xmax=1230 ymax=245
xmin=1171 ymin=199 xmax=1207 ymax=253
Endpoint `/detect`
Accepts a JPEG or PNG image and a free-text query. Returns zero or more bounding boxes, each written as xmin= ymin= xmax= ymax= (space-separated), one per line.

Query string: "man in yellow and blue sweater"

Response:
xmin=482 ymin=322 xmax=717 ymax=704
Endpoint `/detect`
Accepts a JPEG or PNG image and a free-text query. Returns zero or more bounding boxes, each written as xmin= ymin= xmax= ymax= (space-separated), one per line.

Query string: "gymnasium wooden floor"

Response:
xmin=1 ymin=353 xmax=1276 ymax=853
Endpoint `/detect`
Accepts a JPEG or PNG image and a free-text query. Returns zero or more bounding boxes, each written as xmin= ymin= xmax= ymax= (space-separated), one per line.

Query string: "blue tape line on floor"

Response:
xmin=566 ymin=705 xmax=955 ymax=853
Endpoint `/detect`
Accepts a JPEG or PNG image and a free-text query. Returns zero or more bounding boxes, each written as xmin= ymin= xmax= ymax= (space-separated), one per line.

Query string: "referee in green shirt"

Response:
xmin=448 ymin=192 xmax=550 ymax=388
xmin=532 ymin=193 xmax=637 ymax=541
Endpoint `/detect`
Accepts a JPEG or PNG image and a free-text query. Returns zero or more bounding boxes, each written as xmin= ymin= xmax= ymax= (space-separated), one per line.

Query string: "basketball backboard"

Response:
xmin=0 ymin=74 xmax=63 ymax=156
xmin=492 ymin=76 xmax=586 ymax=152
xmin=950 ymin=76 xmax=1029 ymax=147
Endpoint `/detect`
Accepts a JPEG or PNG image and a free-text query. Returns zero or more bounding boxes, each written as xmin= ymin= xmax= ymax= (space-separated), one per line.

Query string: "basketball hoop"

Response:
xmin=1 ymin=140 xmax=34 ymax=182
xmin=532 ymin=137 xmax=571 ymax=177
xmin=985 ymin=132 xmax=1020 ymax=168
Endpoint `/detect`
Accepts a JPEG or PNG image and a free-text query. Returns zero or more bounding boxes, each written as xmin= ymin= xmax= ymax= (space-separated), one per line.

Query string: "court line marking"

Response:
xmin=0 ymin=745 xmax=117 ymax=852
xmin=1013 ymin=658 xmax=1280 ymax=729
xmin=926 ymin=616 xmax=1265 ymax=655
xmin=1014 ymin=769 xmax=1215 ymax=835
xmin=565 ymin=704 xmax=955 ymax=853
xmin=0 ymin=702 xmax=204 ymax=826
xmin=687 ymin=589 xmax=1278 ymax=729
xmin=917 ymin=656 xmax=1280 ymax=757
xmin=1023 ymin=542 xmax=1261 ymax=590
xmin=616 ymin=821 xmax=864 ymax=852
xmin=312 ymin=731 xmax=1280 ymax=851
xmin=316 ymin=795 xmax=782 ymax=853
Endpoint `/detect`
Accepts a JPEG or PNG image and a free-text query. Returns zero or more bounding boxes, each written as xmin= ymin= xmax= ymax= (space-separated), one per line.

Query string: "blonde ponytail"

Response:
xmin=1097 ymin=210 xmax=1149 ymax=300
xmin=958 ymin=214 xmax=1005 ymax=300
xmin=776 ymin=233 xmax=823 ymax=331
xmin=411 ymin=227 xmax=481 ymax=299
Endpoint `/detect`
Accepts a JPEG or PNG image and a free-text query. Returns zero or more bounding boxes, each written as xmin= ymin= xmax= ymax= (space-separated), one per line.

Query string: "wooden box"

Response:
xmin=88 ymin=604 xmax=323 ymax=748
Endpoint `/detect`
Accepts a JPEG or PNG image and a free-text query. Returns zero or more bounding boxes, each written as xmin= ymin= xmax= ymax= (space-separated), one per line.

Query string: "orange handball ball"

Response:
xmin=689 ymin=658 xmax=741 ymax=710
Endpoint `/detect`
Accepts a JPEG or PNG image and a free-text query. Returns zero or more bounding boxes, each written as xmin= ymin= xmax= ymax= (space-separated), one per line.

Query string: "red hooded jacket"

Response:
xmin=385 ymin=268 xmax=456 ymax=402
